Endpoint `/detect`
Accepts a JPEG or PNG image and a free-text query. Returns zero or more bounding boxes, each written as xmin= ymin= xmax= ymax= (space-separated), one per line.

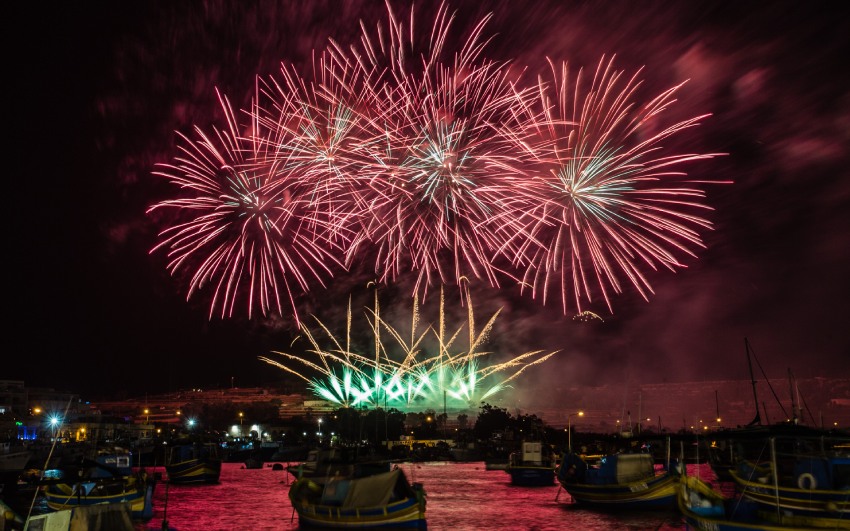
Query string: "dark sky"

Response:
xmin=7 ymin=1 xmax=849 ymax=401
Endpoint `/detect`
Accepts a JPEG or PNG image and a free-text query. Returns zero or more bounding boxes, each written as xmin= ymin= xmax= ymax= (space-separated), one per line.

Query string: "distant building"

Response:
xmin=0 ymin=380 xmax=86 ymax=440
xmin=0 ymin=379 xmax=28 ymax=415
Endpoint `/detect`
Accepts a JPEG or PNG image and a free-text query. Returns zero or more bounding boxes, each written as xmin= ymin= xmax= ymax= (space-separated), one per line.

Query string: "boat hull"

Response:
xmin=506 ymin=465 xmax=555 ymax=486
xmin=26 ymin=501 xmax=138 ymax=531
xmin=43 ymin=476 xmax=155 ymax=521
xmin=729 ymin=468 xmax=849 ymax=529
xmin=678 ymin=475 xmax=800 ymax=531
xmin=292 ymin=496 xmax=427 ymax=529
xmin=561 ymin=473 xmax=677 ymax=508
xmin=166 ymin=441 xmax=223 ymax=484
xmin=289 ymin=469 xmax=427 ymax=530
xmin=165 ymin=458 xmax=222 ymax=484
xmin=0 ymin=450 xmax=32 ymax=472
xmin=557 ymin=452 xmax=678 ymax=509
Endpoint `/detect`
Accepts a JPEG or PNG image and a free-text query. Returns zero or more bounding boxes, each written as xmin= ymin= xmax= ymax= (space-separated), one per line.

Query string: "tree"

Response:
xmin=473 ymin=403 xmax=512 ymax=440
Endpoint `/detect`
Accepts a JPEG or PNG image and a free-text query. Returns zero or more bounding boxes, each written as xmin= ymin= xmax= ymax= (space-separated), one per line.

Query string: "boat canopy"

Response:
xmin=320 ymin=469 xmax=402 ymax=509
xmin=586 ymin=453 xmax=655 ymax=484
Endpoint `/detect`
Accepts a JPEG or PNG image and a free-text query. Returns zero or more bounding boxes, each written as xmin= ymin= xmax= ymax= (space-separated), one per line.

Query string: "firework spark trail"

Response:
xmin=515 ymin=56 xmax=725 ymax=314
xmin=151 ymin=2 xmax=725 ymax=325
xmin=147 ymin=90 xmax=344 ymax=324
xmin=258 ymin=285 xmax=559 ymax=409
xmin=250 ymin=48 xmax=377 ymax=246
xmin=343 ymin=1 xmax=539 ymax=300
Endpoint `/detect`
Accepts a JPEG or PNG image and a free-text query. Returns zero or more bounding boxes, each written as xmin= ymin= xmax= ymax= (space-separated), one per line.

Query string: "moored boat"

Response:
xmin=165 ymin=440 xmax=222 ymax=484
xmin=728 ymin=437 xmax=850 ymax=529
xmin=505 ymin=441 xmax=556 ymax=486
xmin=16 ymin=500 xmax=138 ymax=531
xmin=677 ymin=473 xmax=828 ymax=530
xmin=287 ymin=447 xmax=391 ymax=481
xmin=41 ymin=451 xmax=156 ymax=522
xmin=288 ymin=467 xmax=427 ymax=529
xmin=556 ymin=451 xmax=678 ymax=509
xmin=0 ymin=441 xmax=32 ymax=473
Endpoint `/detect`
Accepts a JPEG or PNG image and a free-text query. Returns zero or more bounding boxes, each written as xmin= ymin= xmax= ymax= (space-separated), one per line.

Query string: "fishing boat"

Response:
xmin=707 ymin=423 xmax=845 ymax=482
xmin=287 ymin=447 xmax=391 ymax=481
xmin=288 ymin=467 xmax=427 ymax=529
xmin=728 ymin=436 xmax=850 ymax=529
xmin=556 ymin=451 xmax=678 ymax=508
xmin=4 ymin=499 xmax=138 ymax=531
xmin=165 ymin=440 xmax=222 ymax=484
xmin=677 ymin=473 xmax=832 ymax=530
xmin=705 ymin=339 xmax=849 ymax=482
xmin=505 ymin=441 xmax=556 ymax=486
xmin=41 ymin=451 xmax=156 ymax=522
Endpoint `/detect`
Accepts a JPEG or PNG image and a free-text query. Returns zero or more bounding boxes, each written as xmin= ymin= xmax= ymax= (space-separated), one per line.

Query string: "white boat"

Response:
xmin=0 ymin=442 xmax=32 ymax=472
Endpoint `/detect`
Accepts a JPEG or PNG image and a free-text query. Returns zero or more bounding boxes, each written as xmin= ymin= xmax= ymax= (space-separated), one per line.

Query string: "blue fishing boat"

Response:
xmin=728 ymin=437 xmax=850 ymax=529
xmin=556 ymin=451 xmax=678 ymax=508
xmin=165 ymin=440 xmax=222 ymax=484
xmin=505 ymin=441 xmax=556 ymax=486
xmin=289 ymin=467 xmax=427 ymax=529
xmin=678 ymin=473 xmax=831 ymax=530
xmin=42 ymin=451 xmax=156 ymax=521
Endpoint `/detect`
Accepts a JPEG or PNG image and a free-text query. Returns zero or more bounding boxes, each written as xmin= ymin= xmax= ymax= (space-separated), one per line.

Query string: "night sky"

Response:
xmin=7 ymin=1 xmax=849 ymax=401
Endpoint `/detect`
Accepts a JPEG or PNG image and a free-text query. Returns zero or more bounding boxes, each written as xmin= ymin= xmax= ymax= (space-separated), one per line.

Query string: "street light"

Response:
xmin=48 ymin=415 xmax=61 ymax=441
xmin=239 ymin=412 xmax=244 ymax=437
xmin=567 ymin=411 xmax=584 ymax=453
xmin=144 ymin=408 xmax=150 ymax=423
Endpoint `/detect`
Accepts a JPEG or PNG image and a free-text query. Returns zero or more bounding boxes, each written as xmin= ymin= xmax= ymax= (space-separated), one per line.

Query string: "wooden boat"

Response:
xmin=165 ymin=440 xmax=222 ymax=484
xmin=708 ymin=423 xmax=849 ymax=481
xmin=484 ymin=459 xmax=509 ymax=471
xmin=42 ymin=451 xmax=156 ymax=521
xmin=707 ymin=339 xmax=850 ymax=482
xmin=678 ymin=473 xmax=832 ymax=530
xmin=287 ymin=447 xmax=391 ymax=481
xmin=8 ymin=500 xmax=138 ymax=531
xmin=556 ymin=451 xmax=678 ymax=508
xmin=505 ymin=441 xmax=556 ymax=486
xmin=728 ymin=437 xmax=850 ymax=529
xmin=288 ymin=467 xmax=427 ymax=529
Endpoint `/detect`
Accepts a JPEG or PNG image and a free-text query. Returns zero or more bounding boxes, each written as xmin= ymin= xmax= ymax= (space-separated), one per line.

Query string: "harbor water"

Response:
xmin=137 ymin=461 xmax=713 ymax=530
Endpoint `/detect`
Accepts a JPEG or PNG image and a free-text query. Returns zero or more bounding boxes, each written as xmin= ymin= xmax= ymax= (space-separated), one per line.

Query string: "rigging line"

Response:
xmin=744 ymin=337 xmax=761 ymax=426
xmin=747 ymin=339 xmax=789 ymax=420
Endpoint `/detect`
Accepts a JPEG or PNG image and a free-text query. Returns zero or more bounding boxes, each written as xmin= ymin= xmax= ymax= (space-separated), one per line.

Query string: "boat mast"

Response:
xmin=745 ymin=338 xmax=761 ymax=426
xmin=788 ymin=368 xmax=798 ymax=424
xmin=715 ymin=390 xmax=721 ymax=428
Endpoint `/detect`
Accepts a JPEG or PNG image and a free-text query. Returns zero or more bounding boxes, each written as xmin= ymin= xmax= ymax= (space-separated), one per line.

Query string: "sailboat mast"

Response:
xmin=715 ymin=389 xmax=720 ymax=427
xmin=745 ymin=338 xmax=761 ymax=426
xmin=788 ymin=368 xmax=798 ymax=424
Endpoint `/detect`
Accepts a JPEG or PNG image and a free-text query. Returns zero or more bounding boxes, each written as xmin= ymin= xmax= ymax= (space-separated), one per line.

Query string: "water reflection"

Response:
xmin=142 ymin=461 xmax=705 ymax=530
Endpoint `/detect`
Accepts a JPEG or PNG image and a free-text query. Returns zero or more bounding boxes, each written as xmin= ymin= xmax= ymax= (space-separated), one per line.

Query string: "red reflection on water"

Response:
xmin=143 ymin=461 xmax=707 ymax=530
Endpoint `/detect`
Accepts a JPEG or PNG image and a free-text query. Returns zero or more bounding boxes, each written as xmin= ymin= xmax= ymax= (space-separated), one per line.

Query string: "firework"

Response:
xmin=147 ymin=90 xmax=346 ymax=324
xmin=251 ymin=47 xmax=376 ymax=243
xmin=258 ymin=284 xmax=558 ymax=410
xmin=150 ymin=2 xmax=724 ymax=324
xmin=514 ymin=56 xmax=725 ymax=313
xmin=322 ymin=1 xmax=538 ymax=300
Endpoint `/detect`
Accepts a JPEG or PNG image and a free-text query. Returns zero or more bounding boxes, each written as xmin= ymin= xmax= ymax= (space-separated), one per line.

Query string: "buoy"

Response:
xmin=797 ymin=472 xmax=817 ymax=490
